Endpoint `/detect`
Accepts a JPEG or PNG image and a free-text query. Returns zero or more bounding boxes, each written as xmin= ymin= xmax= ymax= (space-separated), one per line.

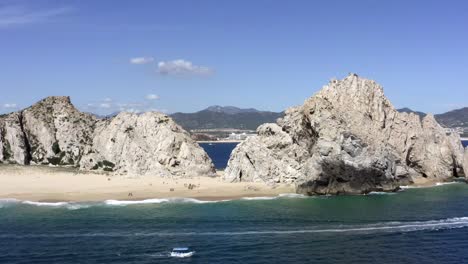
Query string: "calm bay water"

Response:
xmin=1 ymin=142 xmax=468 ymax=263
xmin=199 ymin=142 xmax=238 ymax=169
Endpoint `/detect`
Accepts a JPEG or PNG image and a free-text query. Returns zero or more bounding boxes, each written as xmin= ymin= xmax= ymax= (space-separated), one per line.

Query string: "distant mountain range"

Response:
xmin=170 ymin=106 xmax=284 ymax=131
xmin=397 ymin=107 xmax=468 ymax=128
xmin=89 ymin=105 xmax=466 ymax=132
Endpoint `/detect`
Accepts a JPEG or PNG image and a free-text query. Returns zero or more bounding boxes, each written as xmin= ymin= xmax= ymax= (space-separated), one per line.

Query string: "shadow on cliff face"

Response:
xmin=296 ymin=159 xmax=401 ymax=195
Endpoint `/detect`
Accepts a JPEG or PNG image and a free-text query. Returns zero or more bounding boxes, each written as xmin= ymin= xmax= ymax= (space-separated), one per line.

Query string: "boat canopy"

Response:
xmin=173 ymin=247 xmax=189 ymax=251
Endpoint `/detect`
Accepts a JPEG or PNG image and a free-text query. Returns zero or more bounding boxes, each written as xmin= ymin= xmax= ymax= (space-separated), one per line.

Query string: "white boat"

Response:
xmin=170 ymin=247 xmax=195 ymax=258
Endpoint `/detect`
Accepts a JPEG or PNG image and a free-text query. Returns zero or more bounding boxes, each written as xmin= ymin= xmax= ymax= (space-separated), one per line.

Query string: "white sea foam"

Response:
xmin=20 ymin=201 xmax=92 ymax=210
xmin=367 ymin=191 xmax=396 ymax=195
xmin=278 ymin=193 xmax=307 ymax=198
xmin=105 ymin=194 xmax=307 ymax=205
xmin=104 ymin=197 xmax=228 ymax=206
xmin=1 ymin=217 xmax=467 ymax=239
xmin=22 ymin=201 xmax=70 ymax=207
xmin=241 ymin=196 xmax=277 ymax=201
xmin=400 ymin=181 xmax=461 ymax=190
xmin=435 ymin=182 xmax=459 ymax=186
xmin=105 ymin=198 xmax=170 ymax=206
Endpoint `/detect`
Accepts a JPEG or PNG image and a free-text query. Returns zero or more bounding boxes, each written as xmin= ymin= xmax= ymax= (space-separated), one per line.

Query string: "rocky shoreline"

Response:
xmin=0 ymin=97 xmax=215 ymax=177
xmin=224 ymin=74 xmax=467 ymax=195
xmin=1 ymin=74 xmax=467 ymax=196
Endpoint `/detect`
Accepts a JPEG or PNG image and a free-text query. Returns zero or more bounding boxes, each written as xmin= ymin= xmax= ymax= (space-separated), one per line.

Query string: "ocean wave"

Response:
xmin=278 ymin=193 xmax=307 ymax=198
xmin=435 ymin=182 xmax=459 ymax=186
xmin=367 ymin=191 xmax=396 ymax=195
xmin=400 ymin=181 xmax=462 ymax=189
xmin=104 ymin=197 xmax=229 ymax=206
xmin=2 ymin=217 xmax=467 ymax=238
xmin=22 ymin=201 xmax=70 ymax=207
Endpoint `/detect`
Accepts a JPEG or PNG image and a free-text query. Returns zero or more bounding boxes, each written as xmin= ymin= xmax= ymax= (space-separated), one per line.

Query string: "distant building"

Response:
xmin=227 ymin=132 xmax=255 ymax=141
xmin=444 ymin=127 xmax=466 ymax=135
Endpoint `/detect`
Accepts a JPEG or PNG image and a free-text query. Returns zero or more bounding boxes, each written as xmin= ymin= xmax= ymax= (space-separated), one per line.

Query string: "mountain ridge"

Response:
xmin=170 ymin=106 xmax=284 ymax=131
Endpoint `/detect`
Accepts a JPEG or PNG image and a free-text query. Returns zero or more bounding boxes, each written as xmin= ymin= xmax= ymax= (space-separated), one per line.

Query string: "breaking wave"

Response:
xmin=400 ymin=181 xmax=462 ymax=189
xmin=0 ymin=193 xmax=310 ymax=209
xmin=104 ymin=198 xmax=223 ymax=206
xmin=1 ymin=217 xmax=467 ymax=238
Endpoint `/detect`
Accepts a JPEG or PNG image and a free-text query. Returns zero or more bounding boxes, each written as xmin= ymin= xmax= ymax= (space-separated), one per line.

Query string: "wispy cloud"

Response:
xmin=99 ymin=103 xmax=111 ymax=109
xmin=3 ymin=103 xmax=17 ymax=108
xmin=157 ymin=59 xmax=214 ymax=76
xmin=145 ymin=94 xmax=159 ymax=100
xmin=81 ymin=94 xmax=164 ymax=115
xmin=130 ymin=57 xmax=154 ymax=65
xmin=0 ymin=5 xmax=71 ymax=28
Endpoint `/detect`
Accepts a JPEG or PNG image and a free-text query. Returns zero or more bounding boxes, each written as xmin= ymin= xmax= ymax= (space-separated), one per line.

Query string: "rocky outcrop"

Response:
xmin=22 ymin=96 xmax=97 ymax=166
xmin=0 ymin=112 xmax=30 ymax=164
xmin=224 ymin=74 xmax=465 ymax=194
xmin=79 ymin=112 xmax=215 ymax=176
xmin=464 ymin=148 xmax=468 ymax=178
xmin=0 ymin=97 xmax=215 ymax=177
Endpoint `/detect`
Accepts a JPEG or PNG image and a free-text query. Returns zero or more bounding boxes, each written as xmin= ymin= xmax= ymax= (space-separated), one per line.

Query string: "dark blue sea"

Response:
xmin=462 ymin=140 xmax=468 ymax=148
xmin=1 ymin=142 xmax=468 ymax=264
xmin=199 ymin=142 xmax=238 ymax=169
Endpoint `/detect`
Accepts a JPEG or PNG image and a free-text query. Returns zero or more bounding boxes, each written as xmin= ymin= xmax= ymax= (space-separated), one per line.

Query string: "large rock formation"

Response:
xmin=79 ymin=112 xmax=215 ymax=176
xmin=224 ymin=74 xmax=465 ymax=194
xmin=0 ymin=97 xmax=215 ymax=177
xmin=464 ymin=148 xmax=468 ymax=178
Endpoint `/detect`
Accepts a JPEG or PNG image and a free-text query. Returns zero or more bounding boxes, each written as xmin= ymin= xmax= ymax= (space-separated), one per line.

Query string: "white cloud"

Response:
xmin=145 ymin=94 xmax=160 ymax=100
xmin=157 ymin=59 xmax=213 ymax=76
xmin=99 ymin=103 xmax=111 ymax=108
xmin=3 ymin=103 xmax=17 ymax=108
xmin=0 ymin=5 xmax=71 ymax=28
xmin=130 ymin=57 xmax=154 ymax=65
xmin=81 ymin=96 xmax=166 ymax=115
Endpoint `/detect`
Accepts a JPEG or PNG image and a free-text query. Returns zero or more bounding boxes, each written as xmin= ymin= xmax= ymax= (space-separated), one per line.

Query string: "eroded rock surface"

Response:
xmin=0 ymin=97 xmax=215 ymax=177
xmin=80 ymin=112 xmax=215 ymax=176
xmin=464 ymin=148 xmax=468 ymax=178
xmin=224 ymin=74 xmax=465 ymax=194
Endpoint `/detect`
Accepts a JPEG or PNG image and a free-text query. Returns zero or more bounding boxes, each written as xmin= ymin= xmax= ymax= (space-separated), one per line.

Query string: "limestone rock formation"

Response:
xmin=0 ymin=97 xmax=215 ymax=177
xmin=80 ymin=112 xmax=215 ymax=176
xmin=0 ymin=112 xmax=29 ymax=164
xmin=22 ymin=96 xmax=97 ymax=166
xmin=224 ymin=74 xmax=465 ymax=194
xmin=464 ymin=148 xmax=468 ymax=178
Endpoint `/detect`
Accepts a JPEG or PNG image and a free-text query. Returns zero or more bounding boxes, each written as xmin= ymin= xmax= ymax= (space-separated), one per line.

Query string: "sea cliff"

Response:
xmin=0 ymin=96 xmax=215 ymax=177
xmin=224 ymin=74 xmax=466 ymax=194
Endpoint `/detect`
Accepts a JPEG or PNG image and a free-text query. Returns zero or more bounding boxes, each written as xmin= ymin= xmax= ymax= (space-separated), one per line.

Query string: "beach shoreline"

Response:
xmin=0 ymin=164 xmax=294 ymax=202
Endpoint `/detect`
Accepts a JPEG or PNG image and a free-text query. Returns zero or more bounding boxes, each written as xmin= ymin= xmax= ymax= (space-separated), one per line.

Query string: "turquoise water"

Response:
xmin=1 ymin=142 xmax=467 ymax=263
xmin=2 ymin=183 xmax=468 ymax=263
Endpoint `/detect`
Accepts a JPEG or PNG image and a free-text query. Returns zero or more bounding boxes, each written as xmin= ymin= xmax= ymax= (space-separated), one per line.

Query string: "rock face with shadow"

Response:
xmin=464 ymin=148 xmax=468 ymax=178
xmin=0 ymin=96 xmax=215 ymax=177
xmin=224 ymin=74 xmax=465 ymax=194
xmin=79 ymin=112 xmax=215 ymax=177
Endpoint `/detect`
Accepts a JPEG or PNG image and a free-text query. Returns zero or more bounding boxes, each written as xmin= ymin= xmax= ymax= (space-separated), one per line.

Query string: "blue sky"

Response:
xmin=0 ymin=0 xmax=467 ymax=115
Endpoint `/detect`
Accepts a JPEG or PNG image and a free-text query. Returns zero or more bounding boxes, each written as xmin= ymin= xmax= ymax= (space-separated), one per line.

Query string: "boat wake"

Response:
xmin=1 ymin=217 xmax=467 ymax=238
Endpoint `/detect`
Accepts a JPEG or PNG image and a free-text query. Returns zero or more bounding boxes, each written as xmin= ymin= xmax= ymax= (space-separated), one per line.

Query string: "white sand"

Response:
xmin=0 ymin=164 xmax=294 ymax=202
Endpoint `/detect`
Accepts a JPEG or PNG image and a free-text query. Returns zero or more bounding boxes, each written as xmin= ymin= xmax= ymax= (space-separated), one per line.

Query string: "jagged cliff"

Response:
xmin=0 ymin=96 xmax=215 ymax=177
xmin=224 ymin=74 xmax=466 ymax=194
xmin=465 ymin=148 xmax=468 ymax=175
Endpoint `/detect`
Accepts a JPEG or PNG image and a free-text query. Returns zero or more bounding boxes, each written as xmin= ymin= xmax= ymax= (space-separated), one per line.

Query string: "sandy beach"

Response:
xmin=0 ymin=164 xmax=294 ymax=202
